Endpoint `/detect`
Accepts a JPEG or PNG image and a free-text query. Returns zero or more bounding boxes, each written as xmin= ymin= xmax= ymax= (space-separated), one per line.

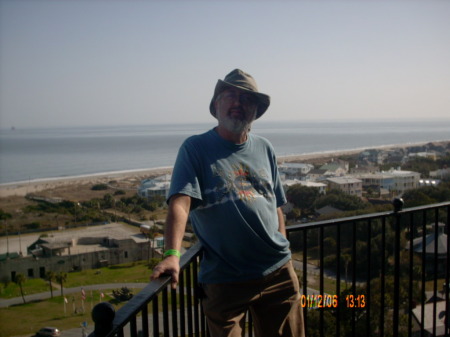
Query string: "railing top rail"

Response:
xmin=286 ymin=201 xmax=450 ymax=232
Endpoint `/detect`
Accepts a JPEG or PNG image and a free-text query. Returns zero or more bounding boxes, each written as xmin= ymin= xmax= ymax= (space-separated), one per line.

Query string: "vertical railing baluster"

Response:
xmin=130 ymin=316 xmax=137 ymax=337
xmin=445 ymin=205 xmax=450 ymax=337
xmin=393 ymin=207 xmax=401 ymax=337
xmin=319 ymin=226 xmax=324 ymax=337
xmin=336 ymin=223 xmax=341 ymax=337
xmin=303 ymin=228 xmax=308 ymax=334
xmin=380 ymin=216 xmax=386 ymax=337
xmin=141 ymin=305 xmax=149 ymax=337
xmin=352 ymin=220 xmax=357 ymax=337
xmin=162 ymin=287 xmax=169 ymax=337
xmin=193 ymin=258 xmax=200 ymax=336
xmin=179 ymin=269 xmax=186 ymax=337
xmin=433 ymin=208 xmax=439 ymax=337
xmin=171 ymin=287 xmax=178 ymax=337
xmin=421 ymin=210 xmax=427 ymax=337
xmin=185 ymin=264 xmax=193 ymax=336
xmin=367 ymin=219 xmax=372 ymax=337
xmin=408 ymin=212 xmax=414 ymax=337
xmin=152 ymin=295 xmax=159 ymax=337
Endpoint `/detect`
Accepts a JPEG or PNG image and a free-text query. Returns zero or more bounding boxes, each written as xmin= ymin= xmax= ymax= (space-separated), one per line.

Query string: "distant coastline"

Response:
xmin=1 ymin=140 xmax=448 ymax=198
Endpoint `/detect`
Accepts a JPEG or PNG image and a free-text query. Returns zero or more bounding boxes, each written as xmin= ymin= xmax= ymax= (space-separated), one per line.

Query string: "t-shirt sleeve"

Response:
xmin=270 ymin=148 xmax=287 ymax=208
xmin=167 ymin=139 xmax=203 ymax=204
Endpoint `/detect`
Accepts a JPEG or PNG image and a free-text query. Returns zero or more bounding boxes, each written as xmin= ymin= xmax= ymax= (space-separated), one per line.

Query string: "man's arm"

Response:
xmin=150 ymin=194 xmax=191 ymax=289
xmin=277 ymin=207 xmax=286 ymax=237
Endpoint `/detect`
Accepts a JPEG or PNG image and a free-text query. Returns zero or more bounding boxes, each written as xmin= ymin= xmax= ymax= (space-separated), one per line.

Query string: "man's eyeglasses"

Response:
xmin=220 ymin=92 xmax=258 ymax=106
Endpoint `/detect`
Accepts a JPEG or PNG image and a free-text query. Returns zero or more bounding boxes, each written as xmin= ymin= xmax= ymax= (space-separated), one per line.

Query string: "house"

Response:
xmin=357 ymin=172 xmax=396 ymax=193
xmin=408 ymin=152 xmax=438 ymax=161
xmin=315 ymin=205 xmax=344 ymax=217
xmin=319 ymin=160 xmax=349 ymax=177
xmin=138 ymin=174 xmax=171 ymax=199
xmin=278 ymin=163 xmax=314 ymax=179
xmin=283 ymin=179 xmax=327 ymax=195
xmin=408 ymin=223 xmax=448 ymax=278
xmin=430 ymin=168 xmax=450 ymax=180
xmin=306 ymin=168 xmax=328 ymax=182
xmin=326 ymin=177 xmax=363 ymax=198
xmin=384 ymin=168 xmax=420 ymax=194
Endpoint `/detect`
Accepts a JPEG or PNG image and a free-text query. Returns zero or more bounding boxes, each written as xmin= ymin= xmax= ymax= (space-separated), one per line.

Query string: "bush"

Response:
xmin=91 ymin=184 xmax=108 ymax=191
xmin=24 ymin=222 xmax=41 ymax=230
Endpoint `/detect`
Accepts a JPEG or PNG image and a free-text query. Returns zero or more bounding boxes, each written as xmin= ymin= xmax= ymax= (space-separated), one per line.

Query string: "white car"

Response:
xmin=36 ymin=327 xmax=60 ymax=337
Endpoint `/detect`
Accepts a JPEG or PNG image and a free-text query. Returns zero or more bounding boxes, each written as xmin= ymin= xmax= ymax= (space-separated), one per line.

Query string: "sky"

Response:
xmin=0 ymin=0 xmax=449 ymax=129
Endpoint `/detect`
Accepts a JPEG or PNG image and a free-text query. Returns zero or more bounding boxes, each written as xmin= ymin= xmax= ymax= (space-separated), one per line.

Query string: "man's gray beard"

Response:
xmin=221 ymin=117 xmax=252 ymax=134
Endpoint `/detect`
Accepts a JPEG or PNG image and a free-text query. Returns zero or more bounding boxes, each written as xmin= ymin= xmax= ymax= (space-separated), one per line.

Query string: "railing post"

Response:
xmin=88 ymin=302 xmax=115 ymax=337
xmin=392 ymin=197 xmax=404 ymax=337
xmin=392 ymin=197 xmax=404 ymax=213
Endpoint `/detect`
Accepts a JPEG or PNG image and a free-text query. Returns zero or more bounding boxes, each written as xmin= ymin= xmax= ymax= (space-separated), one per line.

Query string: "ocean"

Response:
xmin=0 ymin=120 xmax=449 ymax=185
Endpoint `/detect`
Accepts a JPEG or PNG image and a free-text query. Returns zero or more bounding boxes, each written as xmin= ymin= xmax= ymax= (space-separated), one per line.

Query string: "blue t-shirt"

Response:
xmin=169 ymin=129 xmax=291 ymax=283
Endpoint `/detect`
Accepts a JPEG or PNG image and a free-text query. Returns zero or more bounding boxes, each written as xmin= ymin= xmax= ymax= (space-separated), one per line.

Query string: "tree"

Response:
xmin=14 ymin=273 xmax=27 ymax=304
xmin=314 ymin=189 xmax=367 ymax=211
xmin=286 ymin=185 xmax=320 ymax=216
xmin=55 ymin=272 xmax=67 ymax=297
xmin=0 ymin=209 xmax=12 ymax=221
xmin=45 ymin=271 xmax=56 ymax=298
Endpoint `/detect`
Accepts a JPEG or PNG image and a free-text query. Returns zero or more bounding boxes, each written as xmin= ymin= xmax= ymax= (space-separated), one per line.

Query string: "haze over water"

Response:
xmin=1 ymin=120 xmax=449 ymax=185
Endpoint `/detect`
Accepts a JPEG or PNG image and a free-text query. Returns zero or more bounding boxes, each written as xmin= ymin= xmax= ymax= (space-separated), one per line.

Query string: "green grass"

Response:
xmin=0 ymin=290 xmax=131 ymax=337
xmin=1 ymin=287 xmax=190 ymax=337
xmin=0 ymin=259 xmax=200 ymax=337
xmin=1 ymin=277 xmax=51 ymax=299
xmin=1 ymin=260 xmax=154 ymax=299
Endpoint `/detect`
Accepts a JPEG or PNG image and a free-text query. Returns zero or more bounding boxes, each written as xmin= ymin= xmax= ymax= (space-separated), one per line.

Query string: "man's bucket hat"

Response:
xmin=209 ymin=69 xmax=270 ymax=120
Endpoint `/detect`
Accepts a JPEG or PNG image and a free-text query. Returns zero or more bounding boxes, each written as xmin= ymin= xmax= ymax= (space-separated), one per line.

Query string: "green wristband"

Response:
xmin=164 ymin=249 xmax=181 ymax=258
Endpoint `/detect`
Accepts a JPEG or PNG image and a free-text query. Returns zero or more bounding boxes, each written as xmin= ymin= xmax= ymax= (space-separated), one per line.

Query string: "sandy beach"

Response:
xmin=1 ymin=140 xmax=447 ymax=199
xmin=0 ymin=167 xmax=173 ymax=198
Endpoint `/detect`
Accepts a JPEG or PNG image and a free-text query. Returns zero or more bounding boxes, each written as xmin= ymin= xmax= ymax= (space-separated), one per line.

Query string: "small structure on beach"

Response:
xmin=138 ymin=174 xmax=171 ymax=199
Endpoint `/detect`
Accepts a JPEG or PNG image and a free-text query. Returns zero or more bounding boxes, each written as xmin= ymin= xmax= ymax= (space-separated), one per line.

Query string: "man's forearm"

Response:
xmin=164 ymin=194 xmax=191 ymax=251
xmin=277 ymin=207 xmax=286 ymax=237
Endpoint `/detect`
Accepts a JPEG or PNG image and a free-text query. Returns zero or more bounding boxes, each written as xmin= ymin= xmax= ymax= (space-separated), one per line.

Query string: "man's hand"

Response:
xmin=151 ymin=255 xmax=180 ymax=289
xmin=149 ymin=194 xmax=190 ymax=290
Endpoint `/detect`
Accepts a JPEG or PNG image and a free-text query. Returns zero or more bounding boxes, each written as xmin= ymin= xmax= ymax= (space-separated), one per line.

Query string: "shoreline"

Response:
xmin=1 ymin=140 xmax=448 ymax=198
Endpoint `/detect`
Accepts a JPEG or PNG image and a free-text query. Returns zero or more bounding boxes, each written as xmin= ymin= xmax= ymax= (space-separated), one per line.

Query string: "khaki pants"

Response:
xmin=201 ymin=261 xmax=304 ymax=337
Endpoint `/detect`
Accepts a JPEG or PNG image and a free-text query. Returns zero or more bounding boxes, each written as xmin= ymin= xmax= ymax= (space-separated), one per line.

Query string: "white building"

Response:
xmin=357 ymin=172 xmax=396 ymax=192
xmin=283 ymin=179 xmax=327 ymax=195
xmin=278 ymin=163 xmax=314 ymax=178
xmin=384 ymin=169 xmax=420 ymax=194
xmin=326 ymin=177 xmax=363 ymax=197
xmin=138 ymin=174 xmax=171 ymax=199
xmin=430 ymin=168 xmax=450 ymax=180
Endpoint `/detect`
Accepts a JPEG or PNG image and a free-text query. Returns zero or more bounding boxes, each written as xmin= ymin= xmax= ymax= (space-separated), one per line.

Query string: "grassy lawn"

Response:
xmin=1 ymin=260 xmax=154 ymax=299
xmin=0 ymin=290 xmax=130 ymax=337
xmin=0 ymin=260 xmax=157 ymax=337
xmin=0 ymin=259 xmax=198 ymax=337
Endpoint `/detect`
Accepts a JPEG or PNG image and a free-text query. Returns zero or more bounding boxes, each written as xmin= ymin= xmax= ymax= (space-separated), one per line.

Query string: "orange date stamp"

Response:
xmin=300 ymin=294 xmax=366 ymax=308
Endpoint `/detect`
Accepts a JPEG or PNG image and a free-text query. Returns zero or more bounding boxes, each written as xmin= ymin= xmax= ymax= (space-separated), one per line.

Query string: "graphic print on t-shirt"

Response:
xmin=212 ymin=162 xmax=274 ymax=204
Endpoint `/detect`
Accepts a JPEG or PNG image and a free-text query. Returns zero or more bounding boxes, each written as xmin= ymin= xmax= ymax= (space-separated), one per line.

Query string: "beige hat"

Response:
xmin=209 ymin=69 xmax=270 ymax=119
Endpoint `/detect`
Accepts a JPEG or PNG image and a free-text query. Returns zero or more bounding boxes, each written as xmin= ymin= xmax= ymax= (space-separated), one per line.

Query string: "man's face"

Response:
xmin=214 ymin=88 xmax=258 ymax=134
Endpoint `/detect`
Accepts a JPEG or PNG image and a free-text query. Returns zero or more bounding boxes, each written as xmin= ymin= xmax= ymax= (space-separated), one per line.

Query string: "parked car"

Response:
xmin=36 ymin=327 xmax=60 ymax=337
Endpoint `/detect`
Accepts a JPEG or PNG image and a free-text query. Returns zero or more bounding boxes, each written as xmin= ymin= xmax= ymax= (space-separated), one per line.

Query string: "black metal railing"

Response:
xmin=90 ymin=200 xmax=449 ymax=337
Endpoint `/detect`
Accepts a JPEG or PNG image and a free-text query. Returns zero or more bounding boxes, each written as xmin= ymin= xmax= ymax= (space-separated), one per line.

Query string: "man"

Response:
xmin=151 ymin=69 xmax=304 ymax=337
